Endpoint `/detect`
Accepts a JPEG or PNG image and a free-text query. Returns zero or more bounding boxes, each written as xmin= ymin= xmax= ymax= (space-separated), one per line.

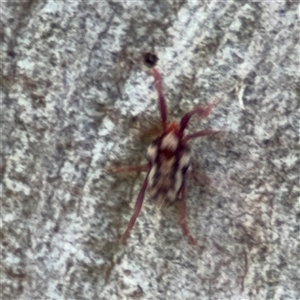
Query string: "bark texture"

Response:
xmin=1 ymin=1 xmax=299 ymax=299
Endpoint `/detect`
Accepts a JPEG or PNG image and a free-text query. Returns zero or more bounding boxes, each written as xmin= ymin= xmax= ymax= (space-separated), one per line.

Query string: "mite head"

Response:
xmin=146 ymin=121 xmax=179 ymax=162
xmin=163 ymin=121 xmax=181 ymax=146
xmin=146 ymin=121 xmax=181 ymax=162
xmin=146 ymin=119 xmax=191 ymax=170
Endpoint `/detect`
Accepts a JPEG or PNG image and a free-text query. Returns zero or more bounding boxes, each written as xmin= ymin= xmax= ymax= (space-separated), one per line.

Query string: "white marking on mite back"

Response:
xmin=161 ymin=132 xmax=179 ymax=151
xmin=174 ymin=172 xmax=183 ymax=194
xmin=147 ymin=144 xmax=157 ymax=162
xmin=148 ymin=165 xmax=156 ymax=187
xmin=179 ymin=152 xmax=191 ymax=168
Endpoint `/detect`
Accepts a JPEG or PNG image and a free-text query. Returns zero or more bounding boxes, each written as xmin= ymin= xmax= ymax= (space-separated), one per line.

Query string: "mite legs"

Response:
xmin=180 ymin=102 xmax=215 ymax=133
xmin=183 ymin=129 xmax=220 ymax=142
xmin=107 ymin=163 xmax=149 ymax=243
xmin=178 ymin=184 xmax=196 ymax=245
xmin=107 ymin=164 xmax=149 ymax=244
xmin=152 ymin=68 xmax=167 ymax=130
xmin=119 ymin=176 xmax=149 ymax=244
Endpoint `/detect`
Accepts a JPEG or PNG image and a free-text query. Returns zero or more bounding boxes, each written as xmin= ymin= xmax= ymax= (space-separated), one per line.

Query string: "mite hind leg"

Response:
xmin=178 ymin=184 xmax=196 ymax=245
xmin=119 ymin=176 xmax=149 ymax=244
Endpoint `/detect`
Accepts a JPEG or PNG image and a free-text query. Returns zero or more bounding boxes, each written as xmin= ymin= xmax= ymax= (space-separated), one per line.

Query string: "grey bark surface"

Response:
xmin=1 ymin=1 xmax=299 ymax=299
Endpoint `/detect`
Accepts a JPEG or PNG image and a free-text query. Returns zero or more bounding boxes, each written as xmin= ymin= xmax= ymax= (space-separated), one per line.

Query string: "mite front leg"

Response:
xmin=107 ymin=164 xmax=149 ymax=174
xmin=180 ymin=102 xmax=215 ymax=133
xmin=120 ymin=175 xmax=149 ymax=244
xmin=152 ymin=68 xmax=168 ymax=130
xmin=178 ymin=184 xmax=196 ymax=245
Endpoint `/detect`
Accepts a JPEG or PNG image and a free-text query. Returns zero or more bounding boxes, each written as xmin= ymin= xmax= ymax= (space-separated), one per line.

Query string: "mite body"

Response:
xmin=108 ymin=59 xmax=219 ymax=245
xmin=146 ymin=126 xmax=190 ymax=207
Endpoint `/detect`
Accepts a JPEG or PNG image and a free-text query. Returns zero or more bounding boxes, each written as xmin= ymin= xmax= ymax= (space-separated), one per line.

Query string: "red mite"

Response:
xmin=109 ymin=61 xmax=219 ymax=245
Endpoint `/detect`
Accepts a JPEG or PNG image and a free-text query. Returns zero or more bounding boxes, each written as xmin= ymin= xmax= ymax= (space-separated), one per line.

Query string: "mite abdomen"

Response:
xmin=146 ymin=132 xmax=191 ymax=205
